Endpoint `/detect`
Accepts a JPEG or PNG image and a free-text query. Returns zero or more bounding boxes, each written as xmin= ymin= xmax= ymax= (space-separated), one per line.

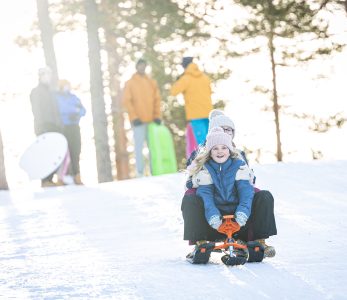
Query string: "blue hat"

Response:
xmin=182 ymin=57 xmax=193 ymax=69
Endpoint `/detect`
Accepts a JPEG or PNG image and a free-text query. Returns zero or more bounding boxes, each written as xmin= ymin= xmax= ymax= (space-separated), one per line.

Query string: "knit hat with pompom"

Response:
xmin=206 ymin=127 xmax=234 ymax=152
xmin=208 ymin=110 xmax=235 ymax=138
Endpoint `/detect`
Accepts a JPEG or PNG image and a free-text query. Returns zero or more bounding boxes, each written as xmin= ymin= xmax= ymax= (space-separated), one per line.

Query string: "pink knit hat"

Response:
xmin=206 ymin=127 xmax=234 ymax=151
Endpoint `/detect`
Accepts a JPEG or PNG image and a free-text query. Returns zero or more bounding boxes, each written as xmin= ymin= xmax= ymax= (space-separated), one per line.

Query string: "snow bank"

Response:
xmin=1 ymin=160 xmax=346 ymax=299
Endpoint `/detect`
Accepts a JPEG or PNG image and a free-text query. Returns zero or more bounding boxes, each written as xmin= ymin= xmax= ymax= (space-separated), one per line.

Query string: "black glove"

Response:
xmin=132 ymin=119 xmax=143 ymax=126
xmin=153 ymin=118 xmax=161 ymax=125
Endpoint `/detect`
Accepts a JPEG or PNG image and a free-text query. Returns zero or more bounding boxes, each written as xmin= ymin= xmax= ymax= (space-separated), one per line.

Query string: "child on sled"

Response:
xmin=182 ymin=126 xmax=277 ymax=263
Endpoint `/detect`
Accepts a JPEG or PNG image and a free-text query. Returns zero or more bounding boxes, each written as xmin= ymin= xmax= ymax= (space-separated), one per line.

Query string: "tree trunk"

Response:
xmin=112 ymin=94 xmax=130 ymax=180
xmin=268 ymin=27 xmax=283 ymax=162
xmin=84 ymin=0 xmax=113 ymax=182
xmin=104 ymin=31 xmax=129 ymax=180
xmin=0 ymin=130 xmax=9 ymax=190
xmin=36 ymin=0 xmax=59 ymax=88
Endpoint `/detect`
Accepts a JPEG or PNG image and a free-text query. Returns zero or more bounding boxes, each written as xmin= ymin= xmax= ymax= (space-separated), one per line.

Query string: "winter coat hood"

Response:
xmin=184 ymin=63 xmax=204 ymax=78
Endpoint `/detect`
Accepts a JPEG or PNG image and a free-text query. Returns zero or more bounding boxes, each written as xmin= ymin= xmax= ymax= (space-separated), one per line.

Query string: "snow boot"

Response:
xmin=233 ymin=240 xmax=249 ymax=259
xmin=55 ymin=179 xmax=66 ymax=186
xmin=74 ymin=174 xmax=84 ymax=185
xmin=247 ymin=241 xmax=265 ymax=262
xmin=256 ymin=239 xmax=276 ymax=258
xmin=186 ymin=241 xmax=215 ymax=264
xmin=41 ymin=180 xmax=56 ymax=188
xmin=221 ymin=255 xmax=247 ymax=266
xmin=221 ymin=240 xmax=248 ymax=266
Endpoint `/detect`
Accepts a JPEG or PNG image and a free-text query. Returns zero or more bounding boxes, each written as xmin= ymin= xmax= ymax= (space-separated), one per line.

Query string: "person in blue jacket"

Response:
xmin=56 ymin=80 xmax=86 ymax=185
xmin=183 ymin=127 xmax=277 ymax=262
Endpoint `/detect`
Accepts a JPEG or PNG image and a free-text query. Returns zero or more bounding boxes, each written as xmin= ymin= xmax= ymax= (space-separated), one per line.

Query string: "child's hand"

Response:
xmin=208 ymin=215 xmax=222 ymax=230
xmin=235 ymin=211 xmax=248 ymax=227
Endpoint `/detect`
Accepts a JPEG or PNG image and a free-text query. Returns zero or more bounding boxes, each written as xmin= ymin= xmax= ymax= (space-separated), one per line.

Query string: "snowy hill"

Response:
xmin=1 ymin=160 xmax=347 ymax=299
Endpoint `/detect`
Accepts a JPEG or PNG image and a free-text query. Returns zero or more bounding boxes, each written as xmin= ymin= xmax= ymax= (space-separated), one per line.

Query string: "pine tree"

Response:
xmin=231 ymin=0 xmax=345 ymax=161
xmin=98 ymin=0 xmax=199 ymax=169
xmin=16 ymin=1 xmax=235 ymax=170
xmin=84 ymin=0 xmax=113 ymax=182
xmin=36 ymin=0 xmax=59 ymax=88
xmin=98 ymin=0 xmax=227 ymax=168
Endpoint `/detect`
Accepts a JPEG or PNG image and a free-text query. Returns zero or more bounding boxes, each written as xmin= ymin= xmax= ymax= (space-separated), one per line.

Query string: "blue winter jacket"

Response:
xmin=56 ymin=92 xmax=86 ymax=126
xmin=196 ymin=158 xmax=254 ymax=224
xmin=185 ymin=142 xmax=256 ymax=189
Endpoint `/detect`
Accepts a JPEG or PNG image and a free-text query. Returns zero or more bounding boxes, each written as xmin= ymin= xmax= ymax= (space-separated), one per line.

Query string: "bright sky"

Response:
xmin=1 ymin=1 xmax=347 ymax=188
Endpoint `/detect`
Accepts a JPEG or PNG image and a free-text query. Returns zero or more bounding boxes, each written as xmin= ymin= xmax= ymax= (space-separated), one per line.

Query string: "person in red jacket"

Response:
xmin=122 ymin=59 xmax=162 ymax=177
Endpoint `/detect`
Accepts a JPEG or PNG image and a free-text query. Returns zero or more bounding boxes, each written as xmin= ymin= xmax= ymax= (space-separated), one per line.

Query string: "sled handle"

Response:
xmin=218 ymin=215 xmax=240 ymax=238
xmin=223 ymin=215 xmax=235 ymax=220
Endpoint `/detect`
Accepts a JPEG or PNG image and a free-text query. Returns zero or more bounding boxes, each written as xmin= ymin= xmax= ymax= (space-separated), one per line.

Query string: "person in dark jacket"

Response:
xmin=56 ymin=80 xmax=86 ymax=185
xmin=30 ymin=67 xmax=62 ymax=187
xmin=183 ymin=127 xmax=277 ymax=261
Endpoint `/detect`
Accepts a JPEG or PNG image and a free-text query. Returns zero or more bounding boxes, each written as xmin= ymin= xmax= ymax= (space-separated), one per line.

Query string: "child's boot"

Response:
xmin=186 ymin=240 xmax=214 ymax=264
xmin=233 ymin=239 xmax=249 ymax=259
xmin=256 ymin=239 xmax=276 ymax=258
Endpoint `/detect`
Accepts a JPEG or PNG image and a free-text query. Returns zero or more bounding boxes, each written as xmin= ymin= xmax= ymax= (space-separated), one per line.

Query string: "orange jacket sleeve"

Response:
xmin=153 ymin=80 xmax=161 ymax=119
xmin=170 ymin=75 xmax=188 ymax=96
xmin=122 ymin=81 xmax=138 ymax=121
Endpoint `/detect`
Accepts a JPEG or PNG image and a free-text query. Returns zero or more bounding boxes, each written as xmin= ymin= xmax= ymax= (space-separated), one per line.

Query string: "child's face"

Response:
xmin=210 ymin=144 xmax=230 ymax=164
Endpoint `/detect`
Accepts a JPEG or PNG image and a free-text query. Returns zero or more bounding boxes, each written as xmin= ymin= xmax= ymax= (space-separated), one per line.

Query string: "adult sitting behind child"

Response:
xmin=182 ymin=127 xmax=277 ymax=261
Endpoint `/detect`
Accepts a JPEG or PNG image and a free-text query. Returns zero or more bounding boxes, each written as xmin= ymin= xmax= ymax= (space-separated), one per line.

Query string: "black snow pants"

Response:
xmin=63 ymin=124 xmax=82 ymax=176
xmin=181 ymin=190 xmax=277 ymax=242
xmin=38 ymin=124 xmax=62 ymax=183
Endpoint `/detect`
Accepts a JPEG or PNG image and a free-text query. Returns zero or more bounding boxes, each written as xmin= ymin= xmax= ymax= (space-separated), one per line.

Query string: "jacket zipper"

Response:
xmin=218 ymin=163 xmax=225 ymax=198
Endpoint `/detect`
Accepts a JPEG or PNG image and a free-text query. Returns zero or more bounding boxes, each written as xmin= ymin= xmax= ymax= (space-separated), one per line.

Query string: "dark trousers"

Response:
xmin=63 ymin=125 xmax=82 ymax=176
xmin=181 ymin=190 xmax=277 ymax=242
xmin=38 ymin=125 xmax=62 ymax=183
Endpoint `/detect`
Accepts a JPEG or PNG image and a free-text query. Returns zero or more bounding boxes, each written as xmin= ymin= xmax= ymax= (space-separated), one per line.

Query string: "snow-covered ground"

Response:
xmin=1 ymin=160 xmax=347 ymax=299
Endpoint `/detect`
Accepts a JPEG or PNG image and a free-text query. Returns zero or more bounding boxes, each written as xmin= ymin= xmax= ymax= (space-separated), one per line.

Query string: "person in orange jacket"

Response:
xmin=122 ymin=59 xmax=162 ymax=177
xmin=170 ymin=57 xmax=213 ymax=157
